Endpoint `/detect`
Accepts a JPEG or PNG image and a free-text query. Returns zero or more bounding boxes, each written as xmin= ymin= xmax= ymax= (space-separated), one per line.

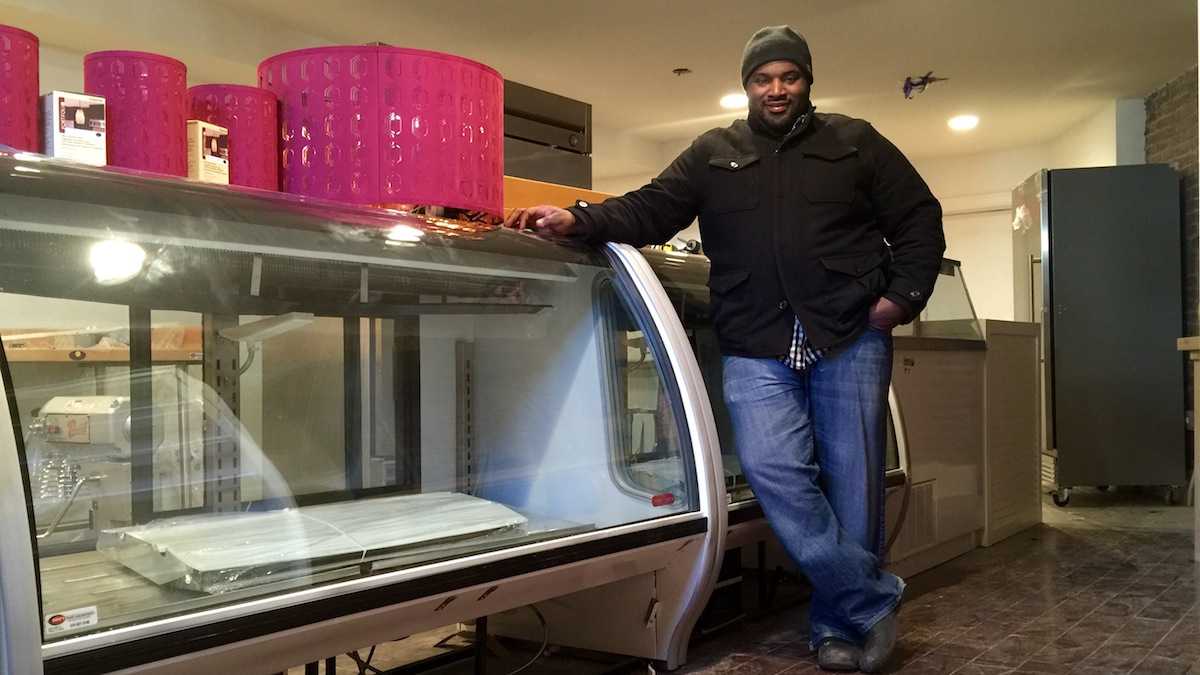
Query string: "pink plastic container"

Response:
xmin=258 ymin=45 xmax=503 ymax=217
xmin=84 ymin=50 xmax=187 ymax=176
xmin=0 ymin=25 xmax=39 ymax=152
xmin=188 ymin=84 xmax=279 ymax=190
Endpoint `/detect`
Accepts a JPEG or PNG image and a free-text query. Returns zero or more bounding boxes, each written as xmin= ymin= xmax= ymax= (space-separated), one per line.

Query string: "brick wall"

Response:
xmin=1144 ymin=65 xmax=1198 ymax=445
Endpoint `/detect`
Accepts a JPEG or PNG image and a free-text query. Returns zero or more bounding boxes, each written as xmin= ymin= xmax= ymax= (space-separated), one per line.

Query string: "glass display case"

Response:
xmin=893 ymin=258 xmax=982 ymax=340
xmin=0 ymin=152 xmax=722 ymax=674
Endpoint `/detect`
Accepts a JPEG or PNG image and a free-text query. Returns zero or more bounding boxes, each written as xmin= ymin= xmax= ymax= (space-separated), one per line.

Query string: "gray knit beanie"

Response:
xmin=741 ymin=25 xmax=813 ymax=86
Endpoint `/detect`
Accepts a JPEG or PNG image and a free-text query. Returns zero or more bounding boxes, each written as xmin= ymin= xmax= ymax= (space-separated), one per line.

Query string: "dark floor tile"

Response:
xmin=1010 ymin=625 xmax=1064 ymax=643
xmin=1010 ymin=660 xmax=1060 ymax=674
xmin=752 ymin=626 xmax=807 ymax=647
xmin=1140 ymin=602 xmax=1192 ymax=622
xmin=1124 ymin=583 xmax=1171 ymax=599
xmin=1113 ymin=594 xmax=1157 ymax=612
xmin=1027 ymin=634 xmax=1100 ymax=666
xmin=889 ymin=636 xmax=938 ymax=663
xmin=929 ymin=640 xmax=988 ymax=660
xmin=677 ymin=652 xmax=762 ymax=673
xmin=1095 ymin=597 xmax=1144 ymax=618
xmin=1072 ymin=611 xmax=1129 ymax=635
xmin=767 ymin=643 xmax=814 ymax=658
xmin=1149 ymin=637 xmax=1200 ymax=662
xmin=732 ymin=653 xmax=811 ymax=675
xmin=1019 ymin=616 xmax=1075 ymax=637
xmin=1076 ymin=643 xmax=1152 ymax=675
xmin=973 ymin=636 xmax=1044 ymax=667
xmin=894 ymin=653 xmax=969 ymax=674
xmin=1112 ymin=617 xmax=1176 ymax=648
xmin=952 ymin=663 xmax=1010 ymax=674
xmin=1133 ymin=654 xmax=1194 ymax=674
xmin=956 ymin=621 xmax=1026 ymax=648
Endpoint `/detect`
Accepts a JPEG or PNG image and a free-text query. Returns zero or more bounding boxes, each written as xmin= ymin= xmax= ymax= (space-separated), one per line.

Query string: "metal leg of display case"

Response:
xmin=326 ymin=657 xmax=337 ymax=674
xmin=344 ymin=317 xmax=364 ymax=491
xmin=756 ymin=541 xmax=768 ymax=610
xmin=129 ymin=305 xmax=155 ymax=524
xmin=474 ymin=616 xmax=488 ymax=675
xmin=202 ymin=314 xmax=243 ymax=512
xmin=304 ymin=662 xmax=319 ymax=675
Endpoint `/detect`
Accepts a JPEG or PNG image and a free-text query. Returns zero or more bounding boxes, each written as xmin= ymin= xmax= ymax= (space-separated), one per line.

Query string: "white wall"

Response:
xmin=1050 ymin=102 xmax=1118 ymax=169
xmin=942 ymin=211 xmax=1015 ymax=321
xmin=1116 ymin=98 xmax=1147 ymax=165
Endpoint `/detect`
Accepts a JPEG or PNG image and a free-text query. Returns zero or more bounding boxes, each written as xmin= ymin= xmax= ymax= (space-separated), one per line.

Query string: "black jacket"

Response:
xmin=569 ymin=111 xmax=945 ymax=355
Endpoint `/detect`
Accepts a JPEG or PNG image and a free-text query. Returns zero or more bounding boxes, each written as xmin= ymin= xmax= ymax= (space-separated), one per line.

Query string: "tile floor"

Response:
xmin=677 ymin=488 xmax=1198 ymax=674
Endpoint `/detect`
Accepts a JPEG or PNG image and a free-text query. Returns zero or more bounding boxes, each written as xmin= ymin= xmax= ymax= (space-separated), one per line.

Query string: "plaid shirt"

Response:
xmin=780 ymin=316 xmax=824 ymax=371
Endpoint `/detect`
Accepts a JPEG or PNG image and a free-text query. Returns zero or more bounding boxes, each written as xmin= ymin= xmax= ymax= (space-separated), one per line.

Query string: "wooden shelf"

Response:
xmin=5 ymin=348 xmax=201 ymax=363
xmin=3 ymin=326 xmax=203 ymax=363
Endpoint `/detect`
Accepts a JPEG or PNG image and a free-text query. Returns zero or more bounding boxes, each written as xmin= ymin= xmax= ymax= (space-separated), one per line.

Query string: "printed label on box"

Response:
xmin=204 ymin=127 xmax=229 ymax=165
xmin=187 ymin=120 xmax=229 ymax=184
xmin=42 ymin=91 xmax=107 ymax=167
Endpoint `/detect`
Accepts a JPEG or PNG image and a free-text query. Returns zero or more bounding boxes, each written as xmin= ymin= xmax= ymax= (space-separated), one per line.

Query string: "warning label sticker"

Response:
xmin=44 ymin=606 xmax=99 ymax=636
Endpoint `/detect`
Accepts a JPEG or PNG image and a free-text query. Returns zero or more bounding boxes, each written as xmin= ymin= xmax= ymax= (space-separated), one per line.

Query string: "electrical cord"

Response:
xmin=346 ymin=645 xmax=382 ymax=675
xmin=882 ymin=386 xmax=912 ymax=557
xmin=504 ymin=605 xmax=549 ymax=675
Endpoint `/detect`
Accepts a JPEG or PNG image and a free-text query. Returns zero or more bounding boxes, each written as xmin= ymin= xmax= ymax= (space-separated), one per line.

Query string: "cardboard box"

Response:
xmin=41 ymin=91 xmax=107 ymax=166
xmin=187 ymin=120 xmax=229 ymax=185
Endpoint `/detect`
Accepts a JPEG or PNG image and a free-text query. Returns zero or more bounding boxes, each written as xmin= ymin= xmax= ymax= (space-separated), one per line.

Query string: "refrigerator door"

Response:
xmin=1048 ymin=165 xmax=1185 ymax=487
xmin=1012 ymin=171 xmax=1052 ymax=456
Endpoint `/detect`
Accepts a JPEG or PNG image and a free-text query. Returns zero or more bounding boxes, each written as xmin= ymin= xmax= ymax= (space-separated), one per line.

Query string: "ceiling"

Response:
xmin=206 ymin=0 xmax=1197 ymax=159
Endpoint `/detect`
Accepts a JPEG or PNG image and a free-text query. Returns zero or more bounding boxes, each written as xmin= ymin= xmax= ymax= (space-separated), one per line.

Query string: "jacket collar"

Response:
xmin=731 ymin=112 xmax=855 ymax=158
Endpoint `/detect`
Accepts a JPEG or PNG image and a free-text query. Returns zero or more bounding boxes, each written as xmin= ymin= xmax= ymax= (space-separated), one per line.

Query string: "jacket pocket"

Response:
xmin=821 ymin=249 xmax=888 ymax=294
xmin=705 ymin=155 xmax=760 ymax=214
xmin=801 ymin=145 xmax=858 ymax=204
xmin=820 ymin=249 xmax=885 ymax=276
xmin=821 ymin=250 xmax=887 ymax=324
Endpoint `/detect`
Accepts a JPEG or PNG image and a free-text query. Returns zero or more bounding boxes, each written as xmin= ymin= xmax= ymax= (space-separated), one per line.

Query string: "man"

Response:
xmin=506 ymin=25 xmax=944 ymax=673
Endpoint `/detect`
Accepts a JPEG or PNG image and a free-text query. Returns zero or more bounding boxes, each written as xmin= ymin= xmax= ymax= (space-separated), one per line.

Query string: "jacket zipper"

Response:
xmin=771 ymin=106 xmax=814 ymax=340
xmin=776 ymin=106 xmax=814 ymax=154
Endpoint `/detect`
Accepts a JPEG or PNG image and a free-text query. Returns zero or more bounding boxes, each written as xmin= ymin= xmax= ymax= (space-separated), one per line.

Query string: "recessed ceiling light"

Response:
xmin=948 ymin=114 xmax=979 ymax=132
xmin=720 ymin=93 xmax=748 ymax=110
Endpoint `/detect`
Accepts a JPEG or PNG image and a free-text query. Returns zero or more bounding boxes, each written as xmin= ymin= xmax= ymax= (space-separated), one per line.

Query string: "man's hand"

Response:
xmin=503 ymin=205 xmax=579 ymax=237
xmin=868 ymin=296 xmax=908 ymax=332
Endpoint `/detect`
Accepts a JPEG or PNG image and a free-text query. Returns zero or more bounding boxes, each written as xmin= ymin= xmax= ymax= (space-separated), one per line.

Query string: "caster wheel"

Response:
xmin=1052 ymin=488 xmax=1071 ymax=507
xmin=1097 ymin=485 xmax=1110 ymax=492
xmin=1165 ymin=486 xmax=1178 ymax=506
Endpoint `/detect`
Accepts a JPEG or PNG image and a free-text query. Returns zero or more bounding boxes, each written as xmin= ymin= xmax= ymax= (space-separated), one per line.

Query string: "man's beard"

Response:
xmin=749 ymin=93 xmax=810 ymax=134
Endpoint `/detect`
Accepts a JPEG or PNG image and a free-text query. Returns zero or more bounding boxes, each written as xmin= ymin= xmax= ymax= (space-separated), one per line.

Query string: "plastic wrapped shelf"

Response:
xmin=0 ymin=152 xmax=724 ymax=675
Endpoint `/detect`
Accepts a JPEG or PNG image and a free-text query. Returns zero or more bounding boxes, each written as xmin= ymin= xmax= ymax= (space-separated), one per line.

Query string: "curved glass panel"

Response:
xmin=893 ymin=259 xmax=982 ymax=340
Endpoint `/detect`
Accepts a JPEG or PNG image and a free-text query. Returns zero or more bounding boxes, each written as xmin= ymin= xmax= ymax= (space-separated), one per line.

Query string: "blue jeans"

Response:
xmin=722 ymin=327 xmax=904 ymax=646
